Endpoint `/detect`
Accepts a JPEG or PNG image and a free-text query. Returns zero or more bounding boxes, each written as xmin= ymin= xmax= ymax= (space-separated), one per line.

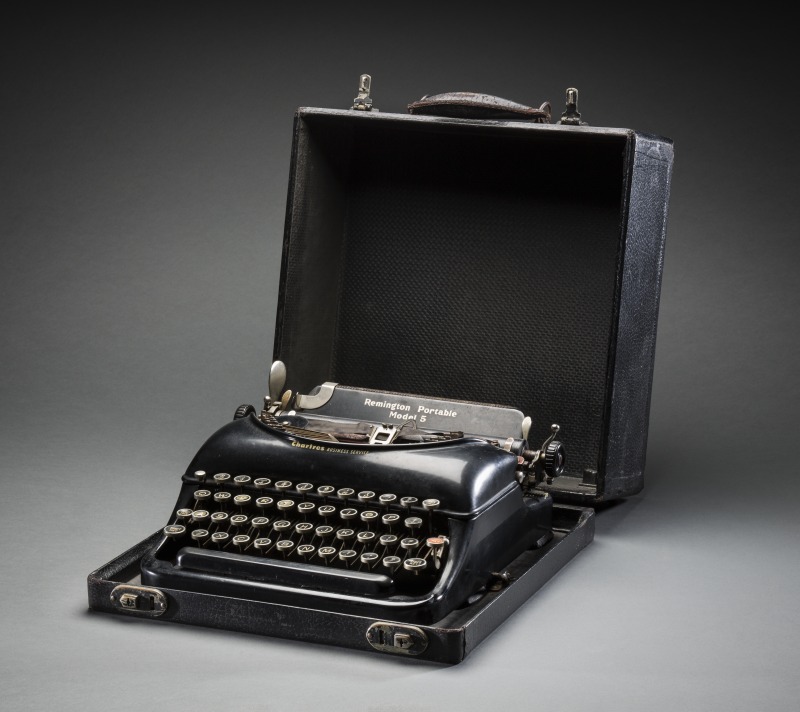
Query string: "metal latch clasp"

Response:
xmin=110 ymin=584 xmax=167 ymax=617
xmin=352 ymin=74 xmax=375 ymax=111
xmin=366 ymin=622 xmax=428 ymax=656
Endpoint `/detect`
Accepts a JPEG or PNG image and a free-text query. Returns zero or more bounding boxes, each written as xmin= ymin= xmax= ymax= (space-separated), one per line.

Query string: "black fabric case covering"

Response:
xmin=274 ymin=109 xmax=673 ymax=503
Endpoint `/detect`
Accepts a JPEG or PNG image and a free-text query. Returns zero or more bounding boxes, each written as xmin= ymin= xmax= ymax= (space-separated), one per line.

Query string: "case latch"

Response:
xmin=110 ymin=584 xmax=167 ymax=617
xmin=352 ymin=74 xmax=375 ymax=111
xmin=366 ymin=622 xmax=428 ymax=656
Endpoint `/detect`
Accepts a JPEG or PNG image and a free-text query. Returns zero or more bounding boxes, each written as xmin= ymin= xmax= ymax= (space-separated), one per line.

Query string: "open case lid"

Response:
xmin=273 ymin=101 xmax=673 ymax=505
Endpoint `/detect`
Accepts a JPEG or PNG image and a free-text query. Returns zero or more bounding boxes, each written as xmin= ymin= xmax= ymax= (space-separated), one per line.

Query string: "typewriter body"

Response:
xmin=88 ymin=80 xmax=673 ymax=663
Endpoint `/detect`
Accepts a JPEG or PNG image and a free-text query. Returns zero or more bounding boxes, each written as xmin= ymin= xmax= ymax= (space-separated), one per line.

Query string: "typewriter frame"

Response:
xmin=87 ymin=87 xmax=672 ymax=663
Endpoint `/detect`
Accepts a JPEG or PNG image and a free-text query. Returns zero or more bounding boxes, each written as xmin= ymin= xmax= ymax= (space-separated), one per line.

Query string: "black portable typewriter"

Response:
xmin=88 ymin=77 xmax=673 ymax=663
xmin=141 ymin=361 xmax=566 ymax=625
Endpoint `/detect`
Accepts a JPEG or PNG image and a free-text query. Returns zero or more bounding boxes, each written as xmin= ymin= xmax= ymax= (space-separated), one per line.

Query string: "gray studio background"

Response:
xmin=2 ymin=4 xmax=798 ymax=711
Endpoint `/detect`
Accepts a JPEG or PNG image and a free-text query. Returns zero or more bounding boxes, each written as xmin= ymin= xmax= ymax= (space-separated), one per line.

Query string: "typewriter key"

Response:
xmin=191 ymin=528 xmax=209 ymax=544
xmin=382 ymin=555 xmax=402 ymax=572
xmin=277 ymin=499 xmax=295 ymax=513
xmin=213 ymin=491 xmax=232 ymax=506
xmin=337 ymin=488 xmax=354 ymax=503
xmin=360 ymin=552 xmax=379 ymax=567
xmin=400 ymin=537 xmax=419 ymax=552
xmin=404 ymin=516 xmax=423 ymax=532
xmin=193 ymin=489 xmax=212 ymax=502
xmin=357 ymin=531 xmax=376 ymax=546
xmin=233 ymin=534 xmax=250 ymax=550
xmin=210 ymin=511 xmax=229 ymax=526
xmin=193 ymin=470 xmax=207 ymax=483
xmin=297 ymin=502 xmax=316 ymax=516
xmin=255 ymin=496 xmax=274 ymax=510
xmin=317 ymin=485 xmax=335 ymax=498
xmin=191 ymin=509 xmax=210 ymax=524
xmin=403 ymin=557 xmax=427 ymax=574
xmin=295 ymin=522 xmax=314 ymax=537
xmin=211 ymin=531 xmax=229 ymax=547
xmin=163 ymin=524 xmax=186 ymax=538
xmin=340 ymin=508 xmax=358 ymax=521
xmin=276 ymin=539 xmax=295 ymax=556
xmin=318 ymin=505 xmax=336 ymax=519
xmin=254 ymin=478 xmax=272 ymax=490
xmin=233 ymin=494 xmax=252 ymax=507
xmin=275 ymin=480 xmax=292 ymax=493
xmin=230 ymin=514 xmax=249 ymax=528
xmin=381 ymin=513 xmax=400 ymax=528
xmin=175 ymin=508 xmax=193 ymax=521
xmin=378 ymin=493 xmax=397 ymax=507
xmin=426 ymin=536 xmax=448 ymax=569
xmin=253 ymin=537 xmax=272 ymax=553
xmin=338 ymin=549 xmax=357 ymax=566
xmin=422 ymin=498 xmax=440 ymax=512
xmin=273 ymin=519 xmax=292 ymax=534
xmin=296 ymin=482 xmax=314 ymax=496
xmin=318 ymin=546 xmax=336 ymax=564
xmin=360 ymin=510 xmax=378 ymax=526
xmin=379 ymin=534 xmax=398 ymax=548
xmin=251 ymin=516 xmax=270 ymax=530
xmin=315 ymin=525 xmax=334 ymax=539
xmin=336 ymin=528 xmax=355 ymax=542
xmin=233 ymin=475 xmax=251 ymax=487
xmin=400 ymin=497 xmax=418 ymax=510
xmin=297 ymin=544 xmax=315 ymax=559
xmin=357 ymin=491 xmax=376 ymax=504
xmin=213 ymin=473 xmax=231 ymax=485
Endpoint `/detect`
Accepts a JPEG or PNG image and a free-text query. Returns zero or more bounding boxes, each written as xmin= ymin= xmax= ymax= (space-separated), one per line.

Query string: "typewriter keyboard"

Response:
xmin=158 ymin=471 xmax=451 ymax=594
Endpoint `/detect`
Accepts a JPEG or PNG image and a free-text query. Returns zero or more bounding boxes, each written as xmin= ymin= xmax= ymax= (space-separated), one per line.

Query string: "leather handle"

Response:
xmin=408 ymin=92 xmax=551 ymax=123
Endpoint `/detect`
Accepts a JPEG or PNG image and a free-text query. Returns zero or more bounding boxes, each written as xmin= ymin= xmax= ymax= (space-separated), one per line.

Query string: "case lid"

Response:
xmin=273 ymin=106 xmax=673 ymax=504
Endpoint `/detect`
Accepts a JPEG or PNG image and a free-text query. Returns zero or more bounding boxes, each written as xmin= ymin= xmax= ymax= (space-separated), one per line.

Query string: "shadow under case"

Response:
xmin=87 ymin=87 xmax=674 ymax=663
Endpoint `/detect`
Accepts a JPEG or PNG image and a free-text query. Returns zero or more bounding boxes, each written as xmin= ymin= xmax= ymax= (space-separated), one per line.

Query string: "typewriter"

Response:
xmin=140 ymin=361 xmax=566 ymax=625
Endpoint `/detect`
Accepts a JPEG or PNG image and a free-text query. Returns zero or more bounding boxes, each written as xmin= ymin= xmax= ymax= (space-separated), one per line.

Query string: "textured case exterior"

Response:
xmin=273 ymin=109 xmax=674 ymax=504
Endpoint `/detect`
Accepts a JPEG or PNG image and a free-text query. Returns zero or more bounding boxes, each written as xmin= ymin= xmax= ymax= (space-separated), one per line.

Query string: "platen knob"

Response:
xmin=544 ymin=441 xmax=566 ymax=478
xmin=233 ymin=404 xmax=256 ymax=420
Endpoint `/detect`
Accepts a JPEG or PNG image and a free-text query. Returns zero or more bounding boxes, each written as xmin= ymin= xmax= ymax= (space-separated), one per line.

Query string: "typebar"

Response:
xmin=176 ymin=547 xmax=394 ymax=596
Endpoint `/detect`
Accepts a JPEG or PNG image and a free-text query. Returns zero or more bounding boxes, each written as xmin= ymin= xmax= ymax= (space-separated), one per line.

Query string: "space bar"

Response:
xmin=175 ymin=547 xmax=394 ymax=595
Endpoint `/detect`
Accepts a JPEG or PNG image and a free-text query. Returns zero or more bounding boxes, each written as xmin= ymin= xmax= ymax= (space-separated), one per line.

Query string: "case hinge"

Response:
xmin=110 ymin=584 xmax=167 ymax=617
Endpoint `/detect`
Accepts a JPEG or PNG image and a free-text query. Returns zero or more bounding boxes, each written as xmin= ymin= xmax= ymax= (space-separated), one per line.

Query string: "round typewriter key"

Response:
xmin=315 ymin=525 xmax=334 ymax=539
xmin=211 ymin=531 xmax=229 ymax=546
xmin=297 ymin=501 xmax=316 ymax=516
xmin=194 ymin=489 xmax=212 ymax=502
xmin=253 ymin=537 xmax=272 ymax=552
xmin=295 ymin=522 xmax=314 ymax=537
xmin=175 ymin=508 xmax=193 ymax=520
xmin=297 ymin=544 xmax=315 ymax=559
xmin=210 ymin=511 xmax=229 ymax=525
xmin=191 ymin=509 xmax=210 ymax=524
xmin=360 ymin=552 xmax=379 ymax=567
xmin=404 ymin=516 xmax=423 ymax=532
xmin=338 ymin=549 xmax=357 ymax=565
xmin=360 ymin=510 xmax=378 ymax=526
xmin=400 ymin=537 xmax=419 ymax=551
xmin=276 ymin=539 xmax=295 ymax=556
xmin=381 ymin=513 xmax=400 ymax=528
xmin=426 ymin=536 xmax=447 ymax=549
xmin=275 ymin=480 xmax=292 ymax=493
xmin=191 ymin=528 xmax=209 ymax=544
xmin=336 ymin=528 xmax=355 ymax=542
xmin=233 ymin=475 xmax=251 ymax=486
xmin=230 ymin=514 xmax=249 ymax=528
xmin=357 ymin=491 xmax=376 ymax=504
xmin=233 ymin=534 xmax=250 ymax=550
xmin=254 ymin=477 xmax=272 ymax=489
xmin=194 ymin=470 xmax=207 ymax=483
xmin=317 ymin=485 xmax=335 ymax=498
xmin=255 ymin=496 xmax=274 ymax=510
xmin=251 ymin=516 xmax=270 ymax=530
xmin=318 ymin=546 xmax=336 ymax=563
xmin=163 ymin=524 xmax=186 ymax=538
xmin=296 ymin=482 xmax=314 ymax=496
xmin=273 ymin=519 xmax=292 ymax=533
xmin=340 ymin=508 xmax=358 ymax=521
xmin=337 ymin=487 xmax=354 ymax=502
xmin=379 ymin=534 xmax=398 ymax=548
xmin=422 ymin=498 xmax=440 ymax=512
xmin=357 ymin=531 xmax=376 ymax=546
xmin=318 ymin=505 xmax=336 ymax=519
xmin=382 ymin=555 xmax=402 ymax=572
xmin=400 ymin=497 xmax=418 ymax=509
xmin=378 ymin=493 xmax=397 ymax=507
xmin=213 ymin=472 xmax=231 ymax=485
xmin=277 ymin=499 xmax=295 ymax=513
xmin=213 ymin=491 xmax=232 ymax=506
xmin=403 ymin=557 xmax=427 ymax=573
xmin=233 ymin=494 xmax=252 ymax=507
